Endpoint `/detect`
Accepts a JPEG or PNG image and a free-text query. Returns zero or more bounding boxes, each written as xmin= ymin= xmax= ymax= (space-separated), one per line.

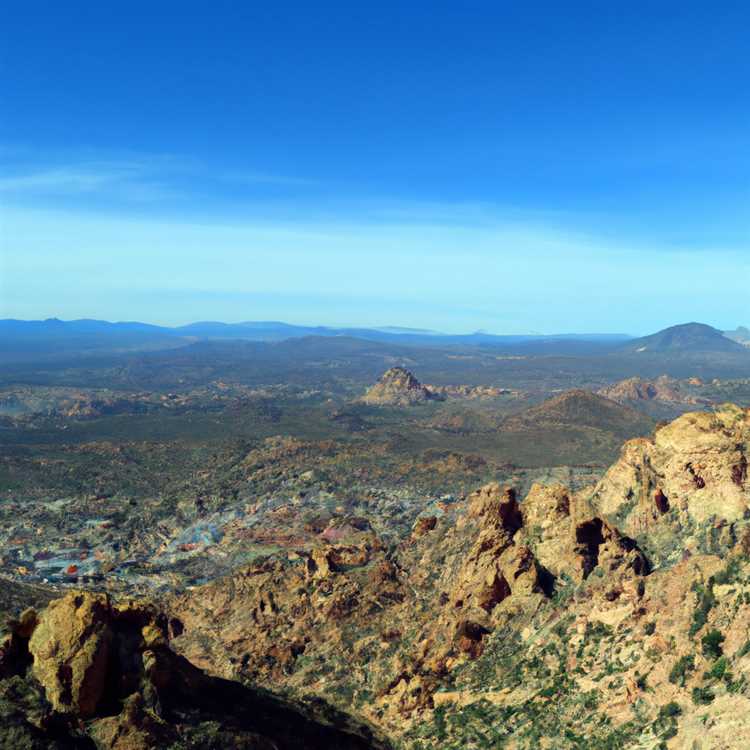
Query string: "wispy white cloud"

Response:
xmin=0 ymin=161 xmax=182 ymax=201
xmin=0 ymin=169 xmax=113 ymax=192
xmin=0 ymin=147 xmax=319 ymax=204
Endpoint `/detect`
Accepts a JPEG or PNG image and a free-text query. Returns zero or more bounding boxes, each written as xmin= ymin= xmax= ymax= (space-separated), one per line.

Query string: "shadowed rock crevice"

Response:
xmin=733 ymin=452 xmax=748 ymax=486
xmin=575 ymin=518 xmax=606 ymax=578
xmin=654 ymin=488 xmax=670 ymax=514
xmin=478 ymin=573 xmax=511 ymax=612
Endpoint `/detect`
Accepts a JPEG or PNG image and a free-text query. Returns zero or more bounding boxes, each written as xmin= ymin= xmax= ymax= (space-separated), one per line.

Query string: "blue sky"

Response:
xmin=1 ymin=1 xmax=748 ymax=334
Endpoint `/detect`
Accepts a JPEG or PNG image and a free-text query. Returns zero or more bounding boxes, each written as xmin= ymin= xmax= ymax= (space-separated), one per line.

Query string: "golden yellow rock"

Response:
xmin=29 ymin=591 xmax=113 ymax=717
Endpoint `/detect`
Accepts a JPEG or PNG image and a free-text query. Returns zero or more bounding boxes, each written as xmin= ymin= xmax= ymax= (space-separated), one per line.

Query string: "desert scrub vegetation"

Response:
xmin=406 ymin=696 xmax=650 ymax=750
xmin=706 ymin=655 xmax=729 ymax=680
xmin=669 ymin=655 xmax=695 ymax=686
xmin=652 ymin=701 xmax=682 ymax=744
xmin=691 ymin=685 xmax=715 ymax=705
xmin=701 ymin=629 xmax=725 ymax=659
xmin=690 ymin=579 xmax=717 ymax=636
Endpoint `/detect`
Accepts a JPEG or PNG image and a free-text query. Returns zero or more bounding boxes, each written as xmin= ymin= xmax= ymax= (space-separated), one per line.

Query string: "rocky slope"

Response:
xmin=501 ymin=389 xmax=657 ymax=444
xmin=164 ymin=404 xmax=750 ymax=748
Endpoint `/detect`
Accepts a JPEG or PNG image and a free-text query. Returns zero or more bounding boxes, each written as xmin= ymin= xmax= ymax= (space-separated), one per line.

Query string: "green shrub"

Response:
xmin=712 ymin=558 xmax=741 ymax=586
xmin=669 ymin=655 xmax=694 ymax=686
xmin=661 ymin=724 xmax=678 ymax=740
xmin=701 ymin=629 xmax=725 ymax=660
xmin=658 ymin=701 xmax=682 ymax=719
xmin=689 ymin=582 xmax=716 ymax=636
xmin=707 ymin=656 xmax=728 ymax=680
xmin=691 ymin=686 xmax=715 ymax=705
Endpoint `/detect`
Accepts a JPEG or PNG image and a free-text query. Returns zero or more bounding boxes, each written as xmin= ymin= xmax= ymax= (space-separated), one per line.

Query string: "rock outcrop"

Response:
xmin=590 ymin=405 xmax=750 ymax=540
xmin=598 ymin=375 xmax=701 ymax=405
xmin=29 ymin=592 xmax=117 ymax=716
xmin=360 ymin=368 xmax=442 ymax=406
xmin=451 ymin=485 xmax=541 ymax=616
xmin=360 ymin=369 xmax=511 ymax=406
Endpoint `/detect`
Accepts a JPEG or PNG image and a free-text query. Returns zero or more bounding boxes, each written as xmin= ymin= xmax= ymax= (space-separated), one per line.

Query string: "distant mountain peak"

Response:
xmin=623 ymin=322 xmax=746 ymax=354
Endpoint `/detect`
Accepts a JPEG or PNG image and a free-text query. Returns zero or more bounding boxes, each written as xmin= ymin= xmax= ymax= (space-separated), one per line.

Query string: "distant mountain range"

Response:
xmin=0 ymin=318 xmax=747 ymax=362
xmin=0 ymin=318 xmax=630 ymax=359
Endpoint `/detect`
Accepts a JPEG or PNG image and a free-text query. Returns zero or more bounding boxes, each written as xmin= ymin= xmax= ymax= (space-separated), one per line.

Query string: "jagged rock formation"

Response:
xmin=520 ymin=482 xmax=648 ymax=582
xmin=165 ymin=477 xmax=649 ymax=736
xmin=361 ymin=367 xmax=441 ymax=406
xmin=588 ymin=405 xmax=749 ymax=557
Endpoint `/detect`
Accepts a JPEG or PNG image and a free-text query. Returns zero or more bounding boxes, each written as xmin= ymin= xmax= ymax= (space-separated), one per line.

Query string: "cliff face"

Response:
xmin=3 ymin=406 xmax=749 ymax=749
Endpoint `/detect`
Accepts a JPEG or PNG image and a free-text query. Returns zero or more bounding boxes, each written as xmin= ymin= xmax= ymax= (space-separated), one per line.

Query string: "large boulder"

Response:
xmin=27 ymin=591 xmax=168 ymax=718
xmin=28 ymin=592 xmax=113 ymax=717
